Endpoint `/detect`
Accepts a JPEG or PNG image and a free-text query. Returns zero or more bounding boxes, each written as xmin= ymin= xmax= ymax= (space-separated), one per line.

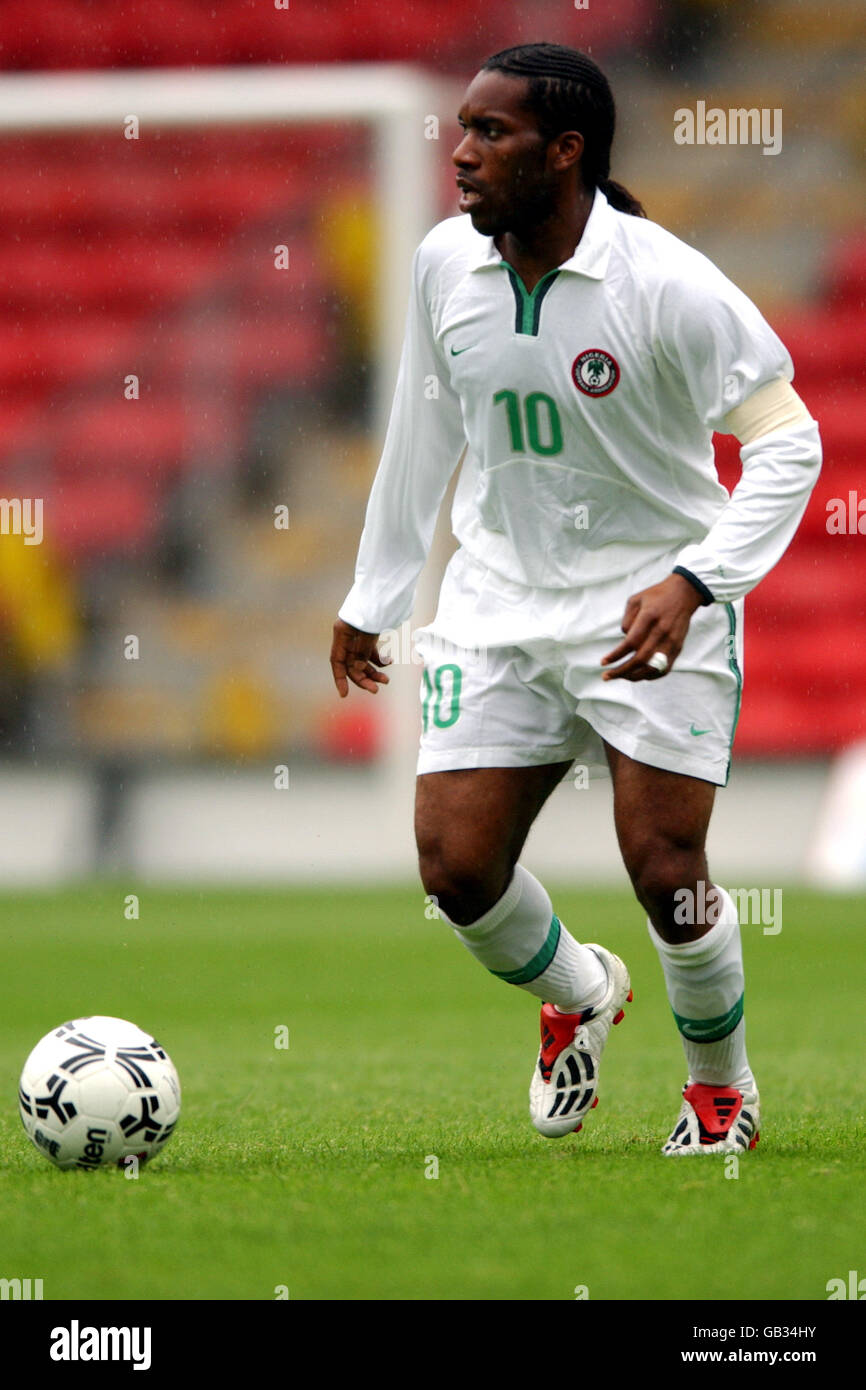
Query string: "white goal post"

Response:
xmin=0 ymin=63 xmax=448 ymax=438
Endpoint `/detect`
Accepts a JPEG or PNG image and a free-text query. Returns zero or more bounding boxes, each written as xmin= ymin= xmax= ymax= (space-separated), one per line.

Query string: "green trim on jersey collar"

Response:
xmin=502 ymin=264 xmax=561 ymax=335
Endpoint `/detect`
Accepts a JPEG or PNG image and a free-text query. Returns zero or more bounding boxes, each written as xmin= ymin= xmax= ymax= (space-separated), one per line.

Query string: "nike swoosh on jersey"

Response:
xmin=689 ymin=724 xmax=711 ymax=736
xmin=450 ymin=344 xmax=473 ymax=355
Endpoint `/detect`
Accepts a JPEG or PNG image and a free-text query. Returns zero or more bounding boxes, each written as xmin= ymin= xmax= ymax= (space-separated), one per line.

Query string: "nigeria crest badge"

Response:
xmin=572 ymin=349 xmax=620 ymax=397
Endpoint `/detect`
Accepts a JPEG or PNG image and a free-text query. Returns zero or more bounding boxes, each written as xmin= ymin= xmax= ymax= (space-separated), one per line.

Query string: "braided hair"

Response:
xmin=482 ymin=43 xmax=645 ymax=217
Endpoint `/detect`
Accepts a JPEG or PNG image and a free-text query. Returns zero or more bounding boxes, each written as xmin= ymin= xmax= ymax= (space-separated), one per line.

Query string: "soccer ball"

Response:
xmin=18 ymin=1016 xmax=181 ymax=1171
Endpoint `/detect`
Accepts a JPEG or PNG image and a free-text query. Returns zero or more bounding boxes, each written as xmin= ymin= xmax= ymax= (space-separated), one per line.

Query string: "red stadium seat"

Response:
xmin=0 ymin=1 xmax=88 ymax=69
xmin=206 ymin=0 xmax=358 ymax=65
xmin=43 ymin=477 xmax=161 ymax=560
xmin=748 ymin=544 xmax=859 ymax=620
xmin=822 ymin=232 xmax=866 ymax=310
xmin=314 ymin=704 xmax=383 ymax=763
xmin=52 ymin=397 xmax=243 ymax=477
xmin=219 ymin=316 xmax=334 ymax=389
xmin=0 ymin=400 xmax=43 ymax=459
xmin=712 ymin=432 xmax=741 ymax=492
xmin=774 ymin=307 xmax=866 ymax=389
xmin=796 ymin=469 xmax=866 ymax=541
xmin=0 ymin=162 xmax=308 ymax=234
xmin=232 ymin=238 xmax=331 ymax=302
xmin=109 ymin=1 xmax=227 ymax=67
xmin=803 ymin=385 xmax=866 ymax=469
xmin=743 ymin=620 xmax=866 ymax=690
xmin=739 ymin=697 xmax=866 ymax=755
xmin=735 ymin=687 xmax=866 ymax=756
xmin=334 ymin=4 xmax=473 ymax=63
xmin=173 ymin=167 xmax=310 ymax=228
xmin=0 ymin=0 xmax=654 ymax=71
xmin=0 ymin=239 xmax=227 ymax=312
xmin=153 ymin=309 xmax=334 ymax=388
xmin=0 ymin=316 xmax=140 ymax=390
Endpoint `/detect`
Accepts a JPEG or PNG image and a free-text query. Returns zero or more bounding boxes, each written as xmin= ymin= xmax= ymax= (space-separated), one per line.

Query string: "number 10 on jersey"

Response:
xmin=493 ymin=389 xmax=563 ymax=456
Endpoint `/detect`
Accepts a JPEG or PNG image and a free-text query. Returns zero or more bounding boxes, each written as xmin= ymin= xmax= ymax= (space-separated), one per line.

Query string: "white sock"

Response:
xmin=648 ymin=886 xmax=754 ymax=1091
xmin=443 ymin=863 xmax=608 ymax=1012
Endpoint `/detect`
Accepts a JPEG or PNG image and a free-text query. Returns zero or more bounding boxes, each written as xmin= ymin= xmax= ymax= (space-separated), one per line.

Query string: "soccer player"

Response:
xmin=330 ymin=44 xmax=821 ymax=1154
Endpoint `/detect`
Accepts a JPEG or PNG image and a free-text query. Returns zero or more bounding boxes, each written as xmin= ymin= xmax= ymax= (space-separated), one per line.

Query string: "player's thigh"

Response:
xmin=415 ymin=762 xmax=571 ymax=892
xmin=414 ymin=631 xmax=579 ymax=909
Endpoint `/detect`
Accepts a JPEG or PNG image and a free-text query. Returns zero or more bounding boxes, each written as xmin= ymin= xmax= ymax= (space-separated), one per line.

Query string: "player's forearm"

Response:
xmin=340 ymin=238 xmax=468 ymax=633
xmin=673 ymin=414 xmax=822 ymax=603
xmin=339 ymin=437 xmax=464 ymax=634
xmin=339 ymin=483 xmax=435 ymax=633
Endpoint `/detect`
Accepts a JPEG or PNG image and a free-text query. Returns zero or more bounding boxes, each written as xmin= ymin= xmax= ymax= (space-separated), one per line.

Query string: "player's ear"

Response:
xmin=549 ymin=130 xmax=584 ymax=176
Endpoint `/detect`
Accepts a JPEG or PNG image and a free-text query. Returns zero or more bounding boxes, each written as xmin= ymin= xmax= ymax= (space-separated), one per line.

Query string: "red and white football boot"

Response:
xmin=529 ymin=945 xmax=632 ymax=1138
xmin=662 ymin=1081 xmax=760 ymax=1155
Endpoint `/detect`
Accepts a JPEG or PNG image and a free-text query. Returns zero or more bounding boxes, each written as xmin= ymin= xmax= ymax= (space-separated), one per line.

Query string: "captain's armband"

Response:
xmin=723 ymin=379 xmax=812 ymax=445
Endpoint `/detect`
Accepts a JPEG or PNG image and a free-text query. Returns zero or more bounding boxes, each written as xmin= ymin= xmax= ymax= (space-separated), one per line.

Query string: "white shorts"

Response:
xmin=414 ymin=546 xmax=744 ymax=787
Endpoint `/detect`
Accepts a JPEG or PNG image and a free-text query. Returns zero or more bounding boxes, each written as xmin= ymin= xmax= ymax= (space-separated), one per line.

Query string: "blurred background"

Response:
xmin=0 ymin=0 xmax=864 ymax=886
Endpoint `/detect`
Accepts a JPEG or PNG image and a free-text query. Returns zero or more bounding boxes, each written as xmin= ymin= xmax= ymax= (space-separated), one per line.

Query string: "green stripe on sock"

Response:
xmin=491 ymin=915 xmax=561 ymax=985
xmin=673 ymin=993 xmax=744 ymax=1043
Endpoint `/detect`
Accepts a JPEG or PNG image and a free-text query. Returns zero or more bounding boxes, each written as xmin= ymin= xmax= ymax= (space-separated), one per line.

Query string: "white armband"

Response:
xmin=723 ymin=378 xmax=812 ymax=444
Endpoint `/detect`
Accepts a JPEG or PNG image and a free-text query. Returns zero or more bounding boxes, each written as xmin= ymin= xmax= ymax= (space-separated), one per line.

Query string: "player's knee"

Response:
xmin=623 ymin=837 xmax=706 ymax=915
xmin=417 ymin=843 xmax=508 ymax=926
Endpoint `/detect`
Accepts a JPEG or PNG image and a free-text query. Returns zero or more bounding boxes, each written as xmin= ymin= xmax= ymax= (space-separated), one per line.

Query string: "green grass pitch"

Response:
xmin=0 ymin=885 xmax=864 ymax=1301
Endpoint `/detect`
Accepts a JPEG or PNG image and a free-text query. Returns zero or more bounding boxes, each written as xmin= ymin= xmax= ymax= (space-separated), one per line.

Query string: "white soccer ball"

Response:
xmin=18 ymin=1016 xmax=181 ymax=1171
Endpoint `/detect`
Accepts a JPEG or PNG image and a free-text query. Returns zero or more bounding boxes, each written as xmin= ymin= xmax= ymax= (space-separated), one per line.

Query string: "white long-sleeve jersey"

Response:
xmin=339 ymin=189 xmax=821 ymax=635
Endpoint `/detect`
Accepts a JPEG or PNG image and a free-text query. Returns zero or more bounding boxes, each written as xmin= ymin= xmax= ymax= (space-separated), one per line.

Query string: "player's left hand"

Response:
xmin=600 ymin=573 xmax=703 ymax=681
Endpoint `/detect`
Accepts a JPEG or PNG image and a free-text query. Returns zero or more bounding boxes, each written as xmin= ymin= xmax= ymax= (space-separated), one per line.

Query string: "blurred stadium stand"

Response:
xmin=0 ymin=1 xmax=660 ymax=71
xmin=0 ymin=0 xmax=864 ymax=881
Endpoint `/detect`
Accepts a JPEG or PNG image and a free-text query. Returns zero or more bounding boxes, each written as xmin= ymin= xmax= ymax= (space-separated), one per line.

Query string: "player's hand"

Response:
xmin=600 ymin=573 xmax=703 ymax=682
xmin=330 ymin=618 xmax=392 ymax=697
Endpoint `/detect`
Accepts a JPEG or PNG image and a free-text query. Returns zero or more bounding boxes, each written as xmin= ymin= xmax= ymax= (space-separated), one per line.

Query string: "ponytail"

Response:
xmin=597 ymin=177 xmax=646 ymax=218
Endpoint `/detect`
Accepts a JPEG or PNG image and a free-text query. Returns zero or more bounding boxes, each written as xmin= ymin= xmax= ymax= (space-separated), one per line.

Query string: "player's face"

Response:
xmin=453 ymin=70 xmax=558 ymax=236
